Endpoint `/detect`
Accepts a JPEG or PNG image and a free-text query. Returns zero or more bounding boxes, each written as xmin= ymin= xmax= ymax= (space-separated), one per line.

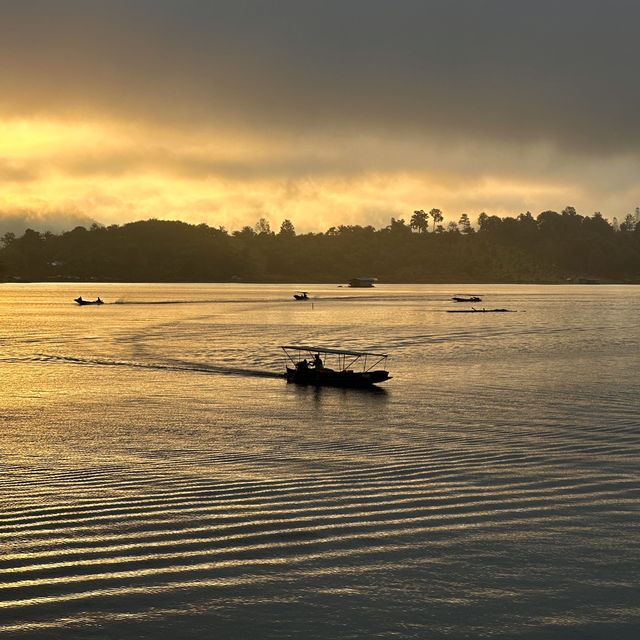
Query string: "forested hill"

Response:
xmin=2 ymin=208 xmax=640 ymax=283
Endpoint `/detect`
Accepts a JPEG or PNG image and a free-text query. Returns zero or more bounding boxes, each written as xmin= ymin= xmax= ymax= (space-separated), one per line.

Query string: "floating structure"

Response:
xmin=281 ymin=345 xmax=391 ymax=387
xmin=447 ymin=308 xmax=514 ymax=313
xmin=293 ymin=291 xmax=309 ymax=300
xmin=348 ymin=277 xmax=377 ymax=288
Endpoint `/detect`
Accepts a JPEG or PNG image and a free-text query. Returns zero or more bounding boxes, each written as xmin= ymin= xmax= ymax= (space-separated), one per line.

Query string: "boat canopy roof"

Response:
xmin=281 ymin=345 xmax=387 ymax=358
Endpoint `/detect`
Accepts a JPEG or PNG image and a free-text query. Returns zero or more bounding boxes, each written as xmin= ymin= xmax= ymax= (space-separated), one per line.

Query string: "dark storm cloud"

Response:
xmin=0 ymin=210 xmax=96 ymax=236
xmin=1 ymin=0 xmax=638 ymax=153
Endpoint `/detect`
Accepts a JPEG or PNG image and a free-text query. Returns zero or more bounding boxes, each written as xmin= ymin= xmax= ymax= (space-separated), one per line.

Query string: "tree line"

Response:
xmin=1 ymin=206 xmax=640 ymax=283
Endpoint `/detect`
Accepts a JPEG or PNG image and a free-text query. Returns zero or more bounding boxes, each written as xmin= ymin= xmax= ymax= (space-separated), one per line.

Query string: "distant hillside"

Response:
xmin=2 ymin=210 xmax=640 ymax=283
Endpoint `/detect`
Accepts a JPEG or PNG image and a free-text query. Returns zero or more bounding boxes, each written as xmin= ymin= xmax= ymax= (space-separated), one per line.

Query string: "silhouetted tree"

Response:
xmin=234 ymin=226 xmax=256 ymax=238
xmin=254 ymin=218 xmax=272 ymax=235
xmin=279 ymin=219 xmax=296 ymax=237
xmin=620 ymin=214 xmax=636 ymax=232
xmin=385 ymin=217 xmax=411 ymax=234
xmin=410 ymin=210 xmax=429 ymax=233
xmin=429 ymin=208 xmax=443 ymax=232
xmin=1 ymin=210 xmax=639 ymax=284
xmin=458 ymin=213 xmax=473 ymax=234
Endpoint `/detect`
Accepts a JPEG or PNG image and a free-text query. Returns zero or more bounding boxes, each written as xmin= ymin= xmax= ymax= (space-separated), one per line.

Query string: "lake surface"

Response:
xmin=1 ymin=283 xmax=638 ymax=639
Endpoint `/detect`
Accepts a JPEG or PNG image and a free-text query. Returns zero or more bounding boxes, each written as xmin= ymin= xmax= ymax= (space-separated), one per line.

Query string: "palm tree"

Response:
xmin=429 ymin=208 xmax=443 ymax=232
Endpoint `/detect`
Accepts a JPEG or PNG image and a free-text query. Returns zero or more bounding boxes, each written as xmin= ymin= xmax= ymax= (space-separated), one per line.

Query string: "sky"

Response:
xmin=1 ymin=0 xmax=639 ymax=235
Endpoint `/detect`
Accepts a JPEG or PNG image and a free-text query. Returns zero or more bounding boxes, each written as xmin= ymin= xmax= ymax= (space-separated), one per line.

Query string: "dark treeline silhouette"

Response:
xmin=1 ymin=207 xmax=640 ymax=283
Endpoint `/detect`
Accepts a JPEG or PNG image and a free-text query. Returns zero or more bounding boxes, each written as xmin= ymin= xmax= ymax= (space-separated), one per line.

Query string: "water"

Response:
xmin=1 ymin=283 xmax=638 ymax=639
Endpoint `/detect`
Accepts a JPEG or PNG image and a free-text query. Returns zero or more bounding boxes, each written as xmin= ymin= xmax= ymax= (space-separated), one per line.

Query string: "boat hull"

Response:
xmin=286 ymin=367 xmax=391 ymax=387
xmin=74 ymin=298 xmax=103 ymax=305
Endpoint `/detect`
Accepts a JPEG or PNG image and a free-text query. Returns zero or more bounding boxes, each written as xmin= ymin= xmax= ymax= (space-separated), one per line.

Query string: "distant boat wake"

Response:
xmin=113 ymin=298 xmax=282 ymax=305
xmin=32 ymin=354 xmax=283 ymax=378
xmin=113 ymin=299 xmax=223 ymax=305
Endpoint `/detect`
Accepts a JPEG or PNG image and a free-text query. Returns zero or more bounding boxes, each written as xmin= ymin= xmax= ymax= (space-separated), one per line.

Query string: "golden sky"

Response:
xmin=1 ymin=1 xmax=639 ymax=234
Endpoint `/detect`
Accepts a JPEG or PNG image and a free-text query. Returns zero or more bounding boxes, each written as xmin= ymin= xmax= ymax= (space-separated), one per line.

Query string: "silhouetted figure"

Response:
xmin=297 ymin=359 xmax=309 ymax=372
xmin=313 ymin=354 xmax=323 ymax=369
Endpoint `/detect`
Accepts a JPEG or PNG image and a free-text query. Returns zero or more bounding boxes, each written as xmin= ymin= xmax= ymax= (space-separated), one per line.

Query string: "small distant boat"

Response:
xmin=447 ymin=308 xmax=513 ymax=313
xmin=74 ymin=296 xmax=104 ymax=306
xmin=281 ymin=345 xmax=391 ymax=387
xmin=452 ymin=295 xmax=482 ymax=302
xmin=348 ymin=277 xmax=377 ymax=288
xmin=293 ymin=291 xmax=309 ymax=300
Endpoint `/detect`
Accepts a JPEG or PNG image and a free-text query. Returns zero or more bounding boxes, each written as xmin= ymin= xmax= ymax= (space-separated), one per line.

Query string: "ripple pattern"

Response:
xmin=2 ymin=283 xmax=639 ymax=639
xmin=1 ymin=431 xmax=638 ymax=638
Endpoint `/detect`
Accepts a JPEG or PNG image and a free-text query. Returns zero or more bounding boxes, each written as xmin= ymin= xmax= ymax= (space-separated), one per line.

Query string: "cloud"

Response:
xmin=0 ymin=1 xmax=639 ymax=232
xmin=0 ymin=209 xmax=96 ymax=236
xmin=0 ymin=159 xmax=43 ymax=182
xmin=1 ymin=1 xmax=639 ymax=150
xmin=2 ymin=116 xmax=640 ymax=234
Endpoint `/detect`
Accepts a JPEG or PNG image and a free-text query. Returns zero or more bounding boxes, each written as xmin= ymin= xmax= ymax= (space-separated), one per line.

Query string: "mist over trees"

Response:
xmin=1 ymin=208 xmax=640 ymax=284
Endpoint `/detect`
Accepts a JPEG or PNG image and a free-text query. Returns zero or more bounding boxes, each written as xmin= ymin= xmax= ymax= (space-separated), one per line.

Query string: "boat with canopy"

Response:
xmin=281 ymin=345 xmax=391 ymax=387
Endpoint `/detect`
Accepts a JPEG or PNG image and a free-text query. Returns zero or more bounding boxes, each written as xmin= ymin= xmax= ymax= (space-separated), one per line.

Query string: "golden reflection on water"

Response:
xmin=0 ymin=283 xmax=639 ymax=638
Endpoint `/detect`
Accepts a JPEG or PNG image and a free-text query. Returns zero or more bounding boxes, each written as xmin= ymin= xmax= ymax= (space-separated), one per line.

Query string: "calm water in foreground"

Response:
xmin=0 ymin=283 xmax=638 ymax=639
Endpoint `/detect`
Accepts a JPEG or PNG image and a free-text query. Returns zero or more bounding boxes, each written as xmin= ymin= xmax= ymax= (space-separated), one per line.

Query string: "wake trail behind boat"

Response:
xmin=32 ymin=354 xmax=284 ymax=379
xmin=112 ymin=298 xmax=288 ymax=305
xmin=113 ymin=299 xmax=223 ymax=305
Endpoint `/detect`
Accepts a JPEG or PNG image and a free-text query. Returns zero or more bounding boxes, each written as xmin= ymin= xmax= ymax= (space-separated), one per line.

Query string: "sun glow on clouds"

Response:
xmin=0 ymin=116 xmax=611 ymax=234
xmin=1 ymin=1 xmax=640 ymax=235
